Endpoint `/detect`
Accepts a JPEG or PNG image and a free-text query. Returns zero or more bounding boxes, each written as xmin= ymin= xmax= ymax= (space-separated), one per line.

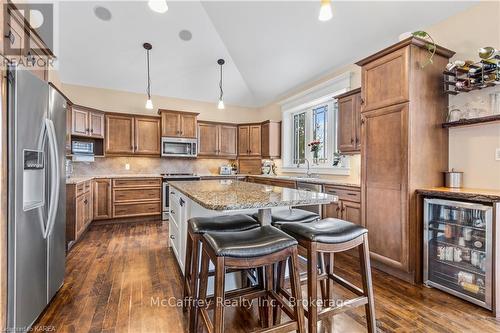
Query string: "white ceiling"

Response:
xmin=57 ymin=1 xmax=477 ymax=108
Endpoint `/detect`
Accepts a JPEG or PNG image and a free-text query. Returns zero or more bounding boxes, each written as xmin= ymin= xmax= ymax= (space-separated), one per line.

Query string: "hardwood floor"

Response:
xmin=34 ymin=221 xmax=500 ymax=333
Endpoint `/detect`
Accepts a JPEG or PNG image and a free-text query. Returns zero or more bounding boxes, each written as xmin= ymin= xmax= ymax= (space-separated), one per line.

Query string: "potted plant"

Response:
xmin=308 ymin=140 xmax=321 ymax=164
xmin=411 ymin=30 xmax=436 ymax=69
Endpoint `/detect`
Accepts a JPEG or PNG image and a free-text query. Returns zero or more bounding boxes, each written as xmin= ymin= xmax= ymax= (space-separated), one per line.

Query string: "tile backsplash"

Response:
xmin=70 ymin=157 xmax=232 ymax=176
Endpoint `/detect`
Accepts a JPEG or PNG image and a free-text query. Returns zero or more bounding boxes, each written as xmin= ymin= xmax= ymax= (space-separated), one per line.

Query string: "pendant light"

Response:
xmin=148 ymin=0 xmax=168 ymax=13
xmin=217 ymin=59 xmax=225 ymax=109
xmin=318 ymin=0 xmax=333 ymax=21
xmin=143 ymin=43 xmax=153 ymax=110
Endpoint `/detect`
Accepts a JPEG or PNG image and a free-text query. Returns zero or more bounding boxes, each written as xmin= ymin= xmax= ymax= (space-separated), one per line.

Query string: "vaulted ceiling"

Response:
xmin=57 ymin=1 xmax=476 ymax=107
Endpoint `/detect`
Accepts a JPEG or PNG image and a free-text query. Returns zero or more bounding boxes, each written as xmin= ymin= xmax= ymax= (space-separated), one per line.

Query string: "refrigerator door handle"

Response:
xmin=43 ymin=119 xmax=60 ymax=239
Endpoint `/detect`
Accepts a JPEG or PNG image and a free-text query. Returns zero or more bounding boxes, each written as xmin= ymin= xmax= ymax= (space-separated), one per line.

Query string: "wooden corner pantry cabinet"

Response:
xmin=356 ymin=37 xmax=454 ymax=283
xmin=105 ymin=113 xmax=160 ymax=156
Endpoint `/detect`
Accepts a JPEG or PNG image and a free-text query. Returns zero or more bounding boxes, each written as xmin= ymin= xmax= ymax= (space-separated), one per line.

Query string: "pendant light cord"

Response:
xmin=219 ymin=63 xmax=223 ymax=101
xmin=146 ymin=49 xmax=152 ymax=99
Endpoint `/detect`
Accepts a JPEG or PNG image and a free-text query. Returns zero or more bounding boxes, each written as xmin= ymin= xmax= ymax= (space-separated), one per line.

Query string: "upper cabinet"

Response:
xmin=337 ymin=88 xmax=361 ymax=154
xmin=238 ymin=124 xmax=261 ymax=157
xmin=1 ymin=2 xmax=54 ymax=81
xmin=159 ymin=110 xmax=199 ymax=138
xmin=198 ymin=121 xmax=237 ymax=158
xmin=261 ymin=121 xmax=281 ymax=159
xmin=360 ymin=47 xmax=410 ymax=112
xmin=105 ymin=114 xmax=160 ymax=156
xmin=134 ymin=116 xmax=161 ymax=155
xmin=71 ymin=105 xmax=105 ymax=138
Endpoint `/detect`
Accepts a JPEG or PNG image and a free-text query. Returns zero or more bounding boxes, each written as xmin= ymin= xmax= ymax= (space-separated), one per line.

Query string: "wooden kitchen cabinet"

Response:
xmin=93 ymin=179 xmax=112 ymax=220
xmin=105 ymin=114 xmax=134 ymax=155
xmin=135 ymin=116 xmax=161 ymax=155
xmin=238 ymin=124 xmax=261 ymax=156
xmin=71 ymin=105 xmax=105 ymax=138
xmin=261 ymin=121 xmax=281 ymax=159
xmin=159 ymin=110 xmax=199 ymax=138
xmin=356 ymin=37 xmax=453 ymax=283
xmin=112 ymin=178 xmax=162 ymax=218
xmin=322 ymin=185 xmax=361 ymax=224
xmin=198 ymin=121 xmax=237 ymax=158
xmin=66 ymin=180 xmax=93 ymax=249
xmin=337 ymin=88 xmax=361 ymax=154
xmin=105 ymin=114 xmax=160 ymax=156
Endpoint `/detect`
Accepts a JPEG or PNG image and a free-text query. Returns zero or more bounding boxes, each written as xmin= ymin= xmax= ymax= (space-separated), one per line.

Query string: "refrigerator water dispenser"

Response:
xmin=22 ymin=149 xmax=45 ymax=211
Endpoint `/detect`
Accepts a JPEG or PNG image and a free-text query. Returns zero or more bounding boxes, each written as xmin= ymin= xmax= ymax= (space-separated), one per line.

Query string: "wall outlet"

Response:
xmin=496 ymin=148 xmax=500 ymax=161
xmin=125 ymin=163 xmax=130 ymax=170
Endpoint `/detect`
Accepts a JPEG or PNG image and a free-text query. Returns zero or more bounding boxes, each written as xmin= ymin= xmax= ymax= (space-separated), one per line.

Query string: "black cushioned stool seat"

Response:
xmin=280 ymin=218 xmax=367 ymax=244
xmin=203 ymin=225 xmax=297 ymax=258
xmin=189 ymin=214 xmax=259 ymax=234
xmin=252 ymin=208 xmax=319 ymax=226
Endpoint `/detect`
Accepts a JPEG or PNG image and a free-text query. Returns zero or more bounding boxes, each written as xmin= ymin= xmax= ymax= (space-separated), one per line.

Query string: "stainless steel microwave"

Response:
xmin=161 ymin=137 xmax=197 ymax=158
xmin=71 ymin=140 xmax=94 ymax=155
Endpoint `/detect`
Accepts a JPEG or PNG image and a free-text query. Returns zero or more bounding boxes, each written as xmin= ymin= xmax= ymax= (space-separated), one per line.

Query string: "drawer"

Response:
xmin=76 ymin=183 xmax=85 ymax=196
xmin=324 ymin=186 xmax=360 ymax=203
xmin=113 ymin=202 xmax=161 ymax=218
xmin=268 ymin=180 xmax=296 ymax=189
xmin=113 ymin=188 xmax=161 ymax=202
xmin=84 ymin=181 xmax=92 ymax=193
xmin=113 ymin=178 xmax=162 ymax=188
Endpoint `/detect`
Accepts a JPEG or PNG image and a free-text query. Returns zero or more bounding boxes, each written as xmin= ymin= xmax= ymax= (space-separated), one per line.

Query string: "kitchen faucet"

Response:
xmin=296 ymin=158 xmax=312 ymax=177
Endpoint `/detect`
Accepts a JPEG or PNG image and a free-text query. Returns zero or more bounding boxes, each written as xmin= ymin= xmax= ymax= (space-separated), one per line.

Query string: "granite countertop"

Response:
xmin=249 ymin=174 xmax=360 ymax=188
xmin=66 ymin=174 xmax=162 ymax=184
xmin=417 ymin=187 xmax=500 ymax=203
xmin=168 ymin=179 xmax=337 ymax=211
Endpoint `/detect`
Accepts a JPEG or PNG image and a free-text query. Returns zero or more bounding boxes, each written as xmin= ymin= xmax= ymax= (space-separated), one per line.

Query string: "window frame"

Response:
xmin=280 ymin=87 xmax=350 ymax=175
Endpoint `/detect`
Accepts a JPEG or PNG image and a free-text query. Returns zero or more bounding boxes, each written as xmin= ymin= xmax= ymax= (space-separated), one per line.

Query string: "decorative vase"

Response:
xmin=313 ymin=150 xmax=319 ymax=164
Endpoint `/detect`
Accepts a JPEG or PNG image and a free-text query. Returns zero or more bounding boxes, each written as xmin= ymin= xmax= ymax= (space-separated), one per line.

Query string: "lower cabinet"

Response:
xmin=66 ymin=180 xmax=93 ymax=250
xmin=247 ymin=177 xmax=296 ymax=189
xmin=322 ymin=185 xmax=361 ymax=225
xmin=112 ymin=178 xmax=162 ymax=218
xmin=93 ymin=178 xmax=112 ymax=220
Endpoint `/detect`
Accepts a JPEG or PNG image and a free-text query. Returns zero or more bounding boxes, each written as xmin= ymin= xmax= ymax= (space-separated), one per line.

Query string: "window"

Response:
xmin=292 ymin=112 xmax=306 ymax=164
xmin=279 ymin=72 xmax=351 ymax=174
xmin=287 ymin=100 xmax=336 ymax=168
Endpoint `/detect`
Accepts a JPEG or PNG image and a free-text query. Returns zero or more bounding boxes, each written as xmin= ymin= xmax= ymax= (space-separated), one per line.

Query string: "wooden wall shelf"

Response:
xmin=442 ymin=114 xmax=500 ymax=128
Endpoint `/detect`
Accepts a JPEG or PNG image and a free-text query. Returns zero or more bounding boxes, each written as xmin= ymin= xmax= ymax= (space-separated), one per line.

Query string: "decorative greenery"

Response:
xmin=412 ymin=30 xmax=436 ymax=69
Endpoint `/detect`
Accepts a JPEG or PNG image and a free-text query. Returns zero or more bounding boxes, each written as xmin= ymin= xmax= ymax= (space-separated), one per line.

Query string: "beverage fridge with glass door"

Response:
xmin=424 ymin=198 xmax=493 ymax=310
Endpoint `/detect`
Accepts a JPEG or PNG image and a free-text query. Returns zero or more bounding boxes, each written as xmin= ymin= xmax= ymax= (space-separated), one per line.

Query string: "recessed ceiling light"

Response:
xmin=94 ymin=6 xmax=112 ymax=21
xmin=148 ymin=0 xmax=168 ymax=13
xmin=179 ymin=30 xmax=192 ymax=42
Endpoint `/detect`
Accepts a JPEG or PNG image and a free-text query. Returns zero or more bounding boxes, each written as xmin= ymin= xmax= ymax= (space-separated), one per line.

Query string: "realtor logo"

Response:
xmin=3 ymin=2 xmax=53 ymax=68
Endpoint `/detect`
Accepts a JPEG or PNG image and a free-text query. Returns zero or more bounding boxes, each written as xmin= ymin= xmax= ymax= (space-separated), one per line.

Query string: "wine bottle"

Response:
xmin=469 ymin=62 xmax=498 ymax=73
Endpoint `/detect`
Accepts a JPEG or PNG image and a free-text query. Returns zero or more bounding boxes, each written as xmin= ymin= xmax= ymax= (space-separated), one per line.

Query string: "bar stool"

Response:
xmin=198 ymin=226 xmax=305 ymax=333
xmin=183 ymin=214 xmax=260 ymax=332
xmin=279 ymin=218 xmax=376 ymax=333
xmin=253 ymin=207 xmax=319 ymax=227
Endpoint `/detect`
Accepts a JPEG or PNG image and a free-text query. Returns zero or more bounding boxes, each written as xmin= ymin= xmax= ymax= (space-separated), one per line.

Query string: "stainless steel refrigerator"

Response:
xmin=7 ymin=66 xmax=66 ymax=332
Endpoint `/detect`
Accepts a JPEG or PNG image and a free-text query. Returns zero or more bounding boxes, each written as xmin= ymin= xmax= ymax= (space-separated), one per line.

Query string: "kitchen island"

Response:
xmin=167 ymin=179 xmax=336 ymax=273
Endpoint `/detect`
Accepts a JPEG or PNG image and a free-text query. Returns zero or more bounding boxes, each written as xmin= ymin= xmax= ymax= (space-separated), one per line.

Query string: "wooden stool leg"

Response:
xmin=213 ymin=257 xmax=226 ymax=333
xmin=197 ymin=248 xmax=210 ymax=333
xmin=289 ymin=247 xmax=305 ymax=333
xmin=257 ymin=267 xmax=266 ymax=327
xmin=187 ymin=234 xmax=200 ymax=333
xmin=358 ymin=235 xmax=376 ymax=333
xmin=273 ymin=260 xmax=286 ymax=325
xmin=325 ymin=252 xmax=334 ymax=307
xmin=307 ymin=242 xmax=318 ymax=333
xmin=183 ymin=230 xmax=194 ymax=312
xmin=319 ymin=252 xmax=327 ymax=304
xmin=264 ymin=264 xmax=274 ymax=328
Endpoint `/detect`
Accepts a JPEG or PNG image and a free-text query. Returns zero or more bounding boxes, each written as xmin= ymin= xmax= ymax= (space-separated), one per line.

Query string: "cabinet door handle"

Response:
xmin=6 ymin=30 xmax=15 ymax=45
xmin=360 ymin=97 xmax=365 ymax=105
xmin=361 ymin=118 xmax=365 ymax=125
xmin=351 ymin=138 xmax=354 ymax=144
xmin=170 ymin=191 xmax=175 ymax=195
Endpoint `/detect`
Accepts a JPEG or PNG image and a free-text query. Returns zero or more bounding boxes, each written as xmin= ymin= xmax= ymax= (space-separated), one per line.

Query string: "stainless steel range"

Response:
xmin=162 ymin=173 xmax=200 ymax=220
